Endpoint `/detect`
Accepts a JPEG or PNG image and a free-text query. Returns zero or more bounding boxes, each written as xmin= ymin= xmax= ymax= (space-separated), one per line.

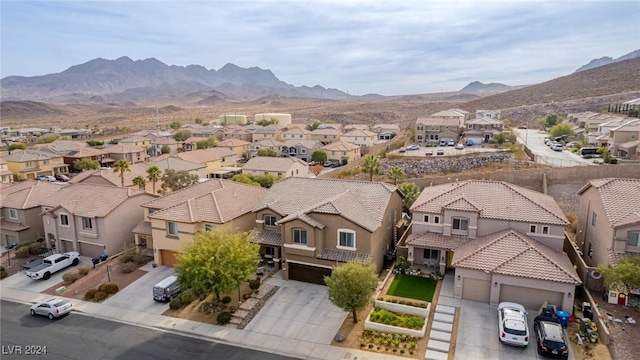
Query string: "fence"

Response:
xmin=533 ymin=154 xmax=590 ymax=168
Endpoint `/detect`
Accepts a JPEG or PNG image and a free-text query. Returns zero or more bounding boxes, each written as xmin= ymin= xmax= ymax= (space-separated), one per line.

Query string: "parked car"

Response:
xmin=44 ymin=176 xmax=57 ymax=182
xmin=36 ymin=175 xmax=49 ymax=181
xmin=55 ymin=173 xmax=69 ymax=182
xmin=407 ymin=144 xmax=420 ymax=151
xmin=534 ymin=316 xmax=569 ymax=358
xmin=30 ymin=298 xmax=72 ymax=319
xmin=439 ymin=140 xmax=447 ymax=146
xmin=153 ymin=275 xmax=181 ymax=302
xmin=425 ymin=150 xmax=433 ymax=156
xmin=565 ymin=142 xmax=577 ymax=148
xmin=399 ymin=147 xmax=406 ymax=153
xmin=518 ymin=126 xmax=528 ymax=129
xmin=551 ymin=144 xmax=563 ymax=152
xmin=545 ymin=140 xmax=554 ymax=146
xmin=436 ymin=149 xmax=445 ymax=155
xmin=25 ymin=252 xmax=80 ymax=280
xmin=447 ymin=140 xmax=455 ymax=146
xmin=498 ymin=302 xmax=529 ymax=347
xmin=466 ymin=139 xmax=474 ymax=146
xmin=455 ymin=143 xmax=464 ymax=150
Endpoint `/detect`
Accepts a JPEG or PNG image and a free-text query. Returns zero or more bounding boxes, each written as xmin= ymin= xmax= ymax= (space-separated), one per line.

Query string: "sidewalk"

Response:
xmin=1 ymin=275 xmax=407 ymax=360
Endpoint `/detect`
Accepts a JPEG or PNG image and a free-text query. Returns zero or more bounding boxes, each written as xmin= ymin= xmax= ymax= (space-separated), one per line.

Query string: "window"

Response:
xmin=82 ymin=217 xmax=93 ymax=229
xmin=265 ymin=247 xmax=275 ymax=256
xmin=205 ymin=224 xmax=216 ymax=232
xmin=591 ymin=212 xmax=597 ymax=227
xmin=434 ymin=216 xmax=440 ymax=224
xmin=338 ymin=229 xmax=356 ymax=249
xmin=26 ymin=161 xmax=32 ymax=167
xmin=8 ymin=209 xmax=18 ymax=220
xmin=542 ymin=226 xmax=550 ymax=235
xmin=529 ymin=225 xmax=537 ymax=233
xmin=44 ymin=160 xmax=49 ymax=165
xmin=293 ymin=229 xmax=307 ymax=244
xmin=168 ymin=222 xmax=178 ymax=236
xmin=628 ymin=232 xmax=639 ymax=247
xmin=264 ymin=215 xmax=277 ymax=226
xmin=423 ymin=215 xmax=429 ymax=223
xmin=452 ymin=218 xmax=469 ymax=231
xmin=423 ymin=249 xmax=439 ymax=260
xmin=588 ymin=243 xmax=593 ymax=259
xmin=301 ymin=149 xmax=306 ymax=154
xmin=59 ymin=214 xmax=69 ymax=226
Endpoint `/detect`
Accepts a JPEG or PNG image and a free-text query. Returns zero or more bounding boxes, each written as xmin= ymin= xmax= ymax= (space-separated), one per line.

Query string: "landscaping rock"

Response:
xmin=381 ymin=153 xmax=516 ymax=177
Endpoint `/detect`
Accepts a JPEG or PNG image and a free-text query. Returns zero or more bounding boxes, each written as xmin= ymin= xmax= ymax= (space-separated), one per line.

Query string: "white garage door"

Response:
xmin=462 ymin=278 xmax=491 ymax=302
xmin=467 ymin=137 xmax=482 ymax=144
xmin=500 ymin=284 xmax=563 ymax=310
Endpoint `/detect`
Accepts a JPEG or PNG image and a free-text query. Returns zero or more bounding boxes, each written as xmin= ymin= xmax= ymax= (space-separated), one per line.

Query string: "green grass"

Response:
xmin=386 ymin=274 xmax=437 ymax=302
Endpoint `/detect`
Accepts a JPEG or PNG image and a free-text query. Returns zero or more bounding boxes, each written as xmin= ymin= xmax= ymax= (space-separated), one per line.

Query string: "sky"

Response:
xmin=1 ymin=0 xmax=639 ymax=96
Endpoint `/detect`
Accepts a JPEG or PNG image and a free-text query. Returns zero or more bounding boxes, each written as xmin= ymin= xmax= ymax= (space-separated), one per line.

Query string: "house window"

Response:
xmin=423 ymin=215 xmax=429 ymax=223
xmin=542 ymin=226 xmax=550 ymax=235
xmin=301 ymin=149 xmax=306 ymax=154
xmin=588 ymin=243 xmax=593 ymax=259
xmin=591 ymin=212 xmax=597 ymax=227
xmin=293 ymin=229 xmax=307 ymax=245
xmin=264 ymin=215 xmax=277 ymax=226
xmin=452 ymin=218 xmax=469 ymax=231
xmin=60 ymin=214 xmax=69 ymax=226
xmin=82 ymin=217 xmax=93 ymax=229
xmin=168 ymin=222 xmax=178 ymax=236
xmin=205 ymin=224 xmax=216 ymax=232
xmin=8 ymin=209 xmax=18 ymax=220
xmin=26 ymin=161 xmax=32 ymax=167
xmin=337 ymin=229 xmax=356 ymax=250
xmin=529 ymin=225 xmax=537 ymax=233
xmin=628 ymin=232 xmax=639 ymax=247
xmin=423 ymin=249 xmax=439 ymax=260
xmin=434 ymin=216 xmax=440 ymax=224
xmin=265 ymin=247 xmax=275 ymax=256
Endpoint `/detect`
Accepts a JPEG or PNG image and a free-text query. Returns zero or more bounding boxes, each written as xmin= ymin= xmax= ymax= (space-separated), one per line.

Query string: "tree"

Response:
xmin=598 ymin=256 xmax=640 ymax=295
xmin=549 ymin=123 xmax=574 ymax=139
xmin=324 ymin=260 xmax=377 ymax=323
xmin=307 ymin=120 xmax=321 ymax=131
xmin=8 ymin=143 xmax=27 ymax=153
xmin=174 ymin=130 xmax=192 ymax=142
xmin=160 ymin=169 xmax=199 ymax=193
xmin=256 ymin=118 xmax=278 ymax=126
xmin=597 ymin=147 xmax=613 ymax=163
xmin=502 ymin=119 xmax=513 ymax=128
xmin=175 ymin=229 xmax=260 ymax=300
xmin=146 ymin=165 xmax=162 ymax=193
xmin=169 ymin=121 xmax=182 ymax=130
xmin=252 ymin=174 xmax=281 ymax=188
xmin=132 ymin=176 xmax=146 ymax=189
xmin=230 ymin=174 xmax=261 ymax=187
xmin=397 ymin=182 xmax=420 ymax=211
xmin=196 ymin=137 xmax=216 ymax=150
xmin=195 ymin=117 xmax=203 ymax=124
xmin=73 ymin=158 xmax=100 ymax=171
xmin=36 ymin=134 xmax=60 ymax=144
xmin=386 ymin=166 xmax=406 ymax=185
xmin=311 ymin=149 xmax=327 ymax=164
xmin=161 ymin=145 xmax=170 ymax=154
xmin=112 ymin=159 xmax=131 ymax=187
xmin=545 ymin=114 xmax=563 ymax=128
xmin=361 ymin=155 xmax=380 ymax=181
xmin=493 ymin=132 xmax=507 ymax=144
xmin=256 ymin=148 xmax=277 ymax=157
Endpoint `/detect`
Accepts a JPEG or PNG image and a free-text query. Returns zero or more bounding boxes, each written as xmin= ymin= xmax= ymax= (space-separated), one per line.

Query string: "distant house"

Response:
xmin=372 ymin=124 xmax=400 ymax=141
xmin=217 ymin=138 xmax=251 ymax=158
xmin=415 ymin=117 xmax=459 ymax=146
xmin=68 ymin=163 xmax=154 ymax=190
xmin=149 ymin=137 xmax=179 ymax=157
xmin=310 ymin=128 xmax=342 ymax=145
xmin=475 ymin=110 xmax=502 ymax=120
xmin=251 ymin=125 xmax=282 ymax=143
xmin=341 ymin=129 xmax=378 ymax=147
xmin=465 ymin=118 xmax=505 ymax=144
xmin=344 ymin=124 xmax=370 ymax=132
xmin=222 ymin=128 xmax=252 ymax=142
xmin=248 ymin=139 xmax=284 ymax=158
xmin=282 ymin=127 xmax=311 ymax=141
xmin=191 ymin=126 xmax=224 ymax=140
xmin=430 ymin=109 xmax=469 ymax=128
xmin=104 ymin=144 xmax=149 ymax=164
xmin=321 ymin=141 xmax=361 ymax=163
xmin=119 ymin=136 xmax=151 ymax=149
xmin=4 ymin=150 xmax=69 ymax=181
xmin=281 ymin=140 xmax=323 ymax=162
xmin=608 ymin=120 xmax=640 ymax=159
xmin=149 ymin=157 xmax=207 ymax=180
xmin=0 ymin=158 xmax=15 ymax=185
xmin=242 ymin=157 xmax=309 ymax=178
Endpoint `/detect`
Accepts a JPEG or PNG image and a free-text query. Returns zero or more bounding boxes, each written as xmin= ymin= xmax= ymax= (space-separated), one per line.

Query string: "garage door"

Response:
xmin=78 ymin=242 xmax=103 ymax=258
xmin=500 ymin=284 xmax=563 ymax=310
xmin=467 ymin=137 xmax=482 ymax=145
xmin=161 ymin=250 xmax=178 ymax=267
xmin=288 ymin=262 xmax=331 ymax=285
xmin=60 ymin=239 xmax=73 ymax=253
xmin=462 ymin=278 xmax=491 ymax=302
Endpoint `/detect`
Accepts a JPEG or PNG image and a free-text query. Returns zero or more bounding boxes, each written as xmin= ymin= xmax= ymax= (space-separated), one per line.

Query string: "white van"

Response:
xmin=153 ymin=275 xmax=181 ymax=302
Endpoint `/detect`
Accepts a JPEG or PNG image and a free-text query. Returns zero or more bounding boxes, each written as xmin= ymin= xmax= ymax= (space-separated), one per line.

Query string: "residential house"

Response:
xmin=148 ymin=157 xmax=207 ymax=183
xmin=4 ymin=150 xmax=68 ymax=181
xmin=583 ymin=114 xmax=626 ymax=145
xmin=0 ymin=158 xmax=14 ymax=184
xmin=68 ymin=163 xmax=154 ymax=190
xmin=282 ymin=127 xmax=311 ymax=141
xmin=321 ymin=141 xmax=361 ymax=164
xmin=415 ymin=117 xmax=459 ymax=146
xmin=317 ymin=123 xmax=343 ymax=131
xmin=248 ymin=139 xmax=284 ymax=158
xmin=104 ymin=144 xmax=149 ymax=164
xmin=281 ymin=140 xmax=323 ymax=162
xmin=191 ymin=125 xmax=224 ymax=139
xmin=222 ymin=128 xmax=252 ymax=142
xmin=431 ymin=109 xmax=469 ymax=128
xmin=475 ymin=110 xmax=502 ymax=120
xmin=0 ymin=181 xmax=64 ymax=247
xmin=119 ymin=136 xmax=151 ymax=150
xmin=137 ymin=179 xmax=267 ymax=266
xmin=41 ymin=184 xmax=157 ymax=257
xmin=464 ymin=118 xmax=505 ymax=144
xmin=576 ymin=178 xmax=640 ymax=268
xmin=594 ymin=118 xmax=638 ymax=148
xmin=405 ymin=180 xmax=580 ymax=311
xmin=608 ymin=120 xmax=640 ymax=159
xmin=34 ymin=140 xmax=108 ymax=171
xmin=252 ymin=178 xmax=404 ymax=284
xmin=310 ymin=128 xmax=342 ymax=145
xmin=242 ymin=157 xmax=309 ymax=178
xmin=341 ymin=129 xmax=377 ymax=147
xmin=372 ymin=124 xmax=400 ymax=141
xmin=217 ymin=139 xmax=251 ymax=158
xmin=251 ymin=125 xmax=282 ymax=143
xmin=149 ymin=137 xmax=179 ymax=157
xmin=344 ymin=124 xmax=370 ymax=132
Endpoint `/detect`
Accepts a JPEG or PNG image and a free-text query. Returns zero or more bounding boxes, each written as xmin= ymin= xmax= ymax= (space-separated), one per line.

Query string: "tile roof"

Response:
xmin=218 ymin=139 xmax=251 ymax=147
xmin=343 ymin=129 xmax=377 ymax=137
xmin=41 ymin=183 xmax=150 ymax=218
xmin=618 ymin=140 xmax=639 ymax=150
xmin=250 ymin=230 xmax=282 ymax=246
xmin=243 ymin=156 xmax=307 ymax=173
xmin=416 ymin=117 xmax=459 ymax=126
xmin=174 ymin=149 xmax=222 ymax=164
xmin=466 ymin=118 xmax=503 ymax=125
xmin=4 ymin=150 xmax=61 ymax=162
xmin=317 ymin=249 xmax=371 ymax=263
xmin=452 ymin=229 xmax=581 ymax=284
xmin=321 ymin=141 xmax=360 ymax=151
xmin=104 ymin=144 xmax=146 ymax=154
xmin=411 ymin=180 xmax=568 ymax=226
xmin=405 ymin=231 xmax=471 ymax=250
xmin=255 ymin=178 xmax=399 ymax=232
xmin=253 ymin=139 xmax=284 ymax=148
xmin=1 ymin=181 xmax=66 ymax=209
xmin=344 ymin=125 xmax=370 ymax=131
xmin=146 ymin=179 xmax=267 ymax=223
xmin=131 ymin=220 xmax=152 ymax=235
xmin=283 ymin=139 xmax=322 ymax=149
xmin=431 ymin=109 xmax=467 ymax=117
xmin=120 ymin=136 xmax=150 ymax=143
xmin=68 ymin=163 xmax=150 ymax=187
xmin=311 ymin=128 xmax=342 ymax=135
xmin=578 ymin=178 xmax=640 ymax=228
xmin=65 ymin=147 xmax=108 ymax=158
xmin=151 ymin=137 xmax=178 ymax=145
xmin=607 ymin=250 xmax=640 ymax=267
xmin=150 ymin=157 xmax=205 ymax=172
xmin=0 ymin=220 xmax=30 ymax=232
xmin=283 ymin=128 xmax=311 ymax=135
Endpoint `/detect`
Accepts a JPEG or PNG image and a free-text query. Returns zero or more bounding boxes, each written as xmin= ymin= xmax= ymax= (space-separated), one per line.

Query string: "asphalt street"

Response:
xmin=0 ymin=300 xmax=297 ymax=360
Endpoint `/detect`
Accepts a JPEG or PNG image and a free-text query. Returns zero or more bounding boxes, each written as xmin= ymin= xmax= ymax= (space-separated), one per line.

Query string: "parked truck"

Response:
xmin=25 ymin=252 xmax=80 ymax=280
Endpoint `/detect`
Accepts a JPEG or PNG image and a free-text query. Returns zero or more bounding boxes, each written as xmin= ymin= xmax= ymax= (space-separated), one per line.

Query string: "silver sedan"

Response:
xmin=30 ymin=298 xmax=72 ymax=319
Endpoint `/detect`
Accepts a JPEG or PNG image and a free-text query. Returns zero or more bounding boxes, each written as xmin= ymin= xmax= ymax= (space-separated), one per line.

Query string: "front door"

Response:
xmin=618 ymin=293 xmax=627 ymax=305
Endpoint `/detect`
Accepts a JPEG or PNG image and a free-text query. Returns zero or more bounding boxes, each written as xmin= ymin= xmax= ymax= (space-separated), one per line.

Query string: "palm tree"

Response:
xmin=112 ymin=159 xmax=131 ymax=187
xmin=146 ymin=165 xmax=162 ymax=194
xmin=361 ymin=155 xmax=380 ymax=181
xmin=132 ymin=176 xmax=146 ymax=190
xmin=397 ymin=182 xmax=420 ymax=211
xmin=386 ymin=166 xmax=406 ymax=185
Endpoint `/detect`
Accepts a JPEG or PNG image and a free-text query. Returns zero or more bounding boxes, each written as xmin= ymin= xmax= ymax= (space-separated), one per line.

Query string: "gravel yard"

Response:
xmin=592 ymin=292 xmax=640 ymax=360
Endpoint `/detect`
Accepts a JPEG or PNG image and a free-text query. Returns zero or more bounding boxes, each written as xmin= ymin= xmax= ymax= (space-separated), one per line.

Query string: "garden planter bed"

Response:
xmin=364 ymin=307 xmax=428 ymax=338
xmin=375 ymin=299 xmax=430 ymax=317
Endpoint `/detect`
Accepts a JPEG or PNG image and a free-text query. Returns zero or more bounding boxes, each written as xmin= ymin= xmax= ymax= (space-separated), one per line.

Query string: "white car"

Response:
xmin=498 ymin=302 xmax=529 ymax=347
xmin=407 ymin=144 xmax=420 ymax=150
xmin=454 ymin=143 xmax=464 ymax=150
xmin=30 ymin=298 xmax=72 ymax=320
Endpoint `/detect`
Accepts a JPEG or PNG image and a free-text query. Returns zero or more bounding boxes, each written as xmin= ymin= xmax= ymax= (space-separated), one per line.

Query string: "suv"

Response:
xmin=498 ymin=302 xmax=529 ymax=347
xmin=534 ymin=316 xmax=569 ymax=358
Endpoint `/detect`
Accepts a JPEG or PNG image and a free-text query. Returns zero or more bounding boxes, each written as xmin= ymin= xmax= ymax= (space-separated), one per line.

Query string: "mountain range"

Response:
xmin=575 ymin=49 xmax=640 ymax=72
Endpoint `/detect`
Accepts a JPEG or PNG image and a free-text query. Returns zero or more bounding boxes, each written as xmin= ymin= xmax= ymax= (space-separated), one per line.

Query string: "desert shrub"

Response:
xmin=93 ymin=291 xmax=108 ymax=302
xmin=62 ymin=269 xmax=80 ymax=283
xmin=132 ymin=252 xmax=149 ymax=265
xmin=119 ymin=253 xmax=135 ymax=264
xmin=15 ymin=247 xmax=29 ymax=258
xmin=216 ymin=311 xmax=232 ymax=325
xmin=78 ymin=263 xmax=92 ymax=276
xmin=566 ymin=213 xmax=578 ymax=233
xmin=98 ymin=282 xmax=119 ymax=294
xmin=169 ymin=297 xmax=183 ymax=310
xmin=28 ymin=242 xmax=42 ymax=255
xmin=119 ymin=262 xmax=136 ymax=274
xmin=0 ymin=269 xmax=7 ymax=279
xmin=179 ymin=289 xmax=195 ymax=304
xmin=609 ymin=158 xmax=618 ymax=164
xmin=84 ymin=289 xmax=98 ymax=300
xmin=15 ymin=241 xmax=34 ymax=250
xmin=249 ymin=279 xmax=260 ymax=290
xmin=221 ymin=296 xmax=231 ymax=304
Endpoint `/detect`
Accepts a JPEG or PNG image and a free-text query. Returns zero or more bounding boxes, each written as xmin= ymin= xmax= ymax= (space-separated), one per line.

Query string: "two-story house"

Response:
xmin=340 ymin=129 xmax=377 ymax=147
xmin=372 ymin=124 xmax=400 ymax=141
xmin=191 ymin=125 xmax=225 ymax=140
xmin=41 ymin=184 xmax=158 ymax=257
xmin=475 ymin=110 xmax=502 ymax=120
xmin=405 ymin=180 xmax=580 ymax=311
xmin=1 ymin=181 xmax=64 ymax=247
xmin=282 ymin=127 xmax=311 ymax=141
xmin=430 ymin=109 xmax=469 ymax=128
xmin=576 ymin=178 xmax=640 ymax=268
xmin=321 ymin=141 xmax=361 ymax=164
xmin=594 ymin=118 xmax=638 ymax=148
xmin=136 ymin=179 xmax=267 ymax=266
xmin=609 ymin=120 xmax=640 ymax=159
xmin=0 ymin=159 xmax=14 ymax=185
xmin=252 ymin=178 xmax=404 ymax=284
xmin=281 ymin=140 xmax=323 ymax=162
xmin=119 ymin=136 xmax=151 ymax=150
xmin=104 ymin=144 xmax=149 ymax=164
xmin=251 ymin=125 xmax=282 ymax=143
xmin=310 ymin=128 xmax=342 ymax=145
xmin=4 ymin=150 xmax=69 ymax=181
xmin=68 ymin=163 xmax=153 ymax=190
xmin=221 ymin=128 xmax=253 ymax=142
xmin=248 ymin=139 xmax=284 ymax=158
xmin=415 ymin=118 xmax=459 ymax=146
xmin=149 ymin=137 xmax=179 ymax=157
xmin=242 ymin=157 xmax=309 ymax=179
xmin=217 ymin=139 xmax=251 ymax=158
xmin=464 ymin=118 xmax=505 ymax=144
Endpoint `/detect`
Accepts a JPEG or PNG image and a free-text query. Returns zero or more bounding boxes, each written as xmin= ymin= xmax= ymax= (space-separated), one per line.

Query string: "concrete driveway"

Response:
xmin=1 ymin=256 xmax=93 ymax=293
xmin=244 ymin=277 xmax=347 ymax=344
xmin=514 ymin=129 xmax=593 ymax=167
xmin=103 ymin=264 xmax=175 ymax=314
xmin=455 ymin=299 xmax=575 ymax=360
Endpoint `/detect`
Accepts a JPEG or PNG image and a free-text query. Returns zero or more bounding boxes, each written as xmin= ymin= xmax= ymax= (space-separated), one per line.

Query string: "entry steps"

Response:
xmin=425 ymin=304 xmax=456 ymax=360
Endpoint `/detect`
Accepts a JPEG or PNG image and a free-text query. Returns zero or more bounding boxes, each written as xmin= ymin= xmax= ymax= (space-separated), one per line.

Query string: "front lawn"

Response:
xmin=386 ymin=274 xmax=437 ymax=302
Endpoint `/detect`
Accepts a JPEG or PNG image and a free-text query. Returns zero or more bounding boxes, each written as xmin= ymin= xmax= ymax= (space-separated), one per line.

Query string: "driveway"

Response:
xmin=455 ymin=299 xmax=575 ymax=360
xmin=1 ymin=256 xmax=93 ymax=293
xmin=103 ymin=265 xmax=175 ymax=314
xmin=393 ymin=145 xmax=501 ymax=157
xmin=244 ymin=278 xmax=347 ymax=344
xmin=514 ymin=129 xmax=593 ymax=167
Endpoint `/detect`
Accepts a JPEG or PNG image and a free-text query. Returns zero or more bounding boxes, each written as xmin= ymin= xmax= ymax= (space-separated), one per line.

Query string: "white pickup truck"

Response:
xmin=25 ymin=252 xmax=80 ymax=280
